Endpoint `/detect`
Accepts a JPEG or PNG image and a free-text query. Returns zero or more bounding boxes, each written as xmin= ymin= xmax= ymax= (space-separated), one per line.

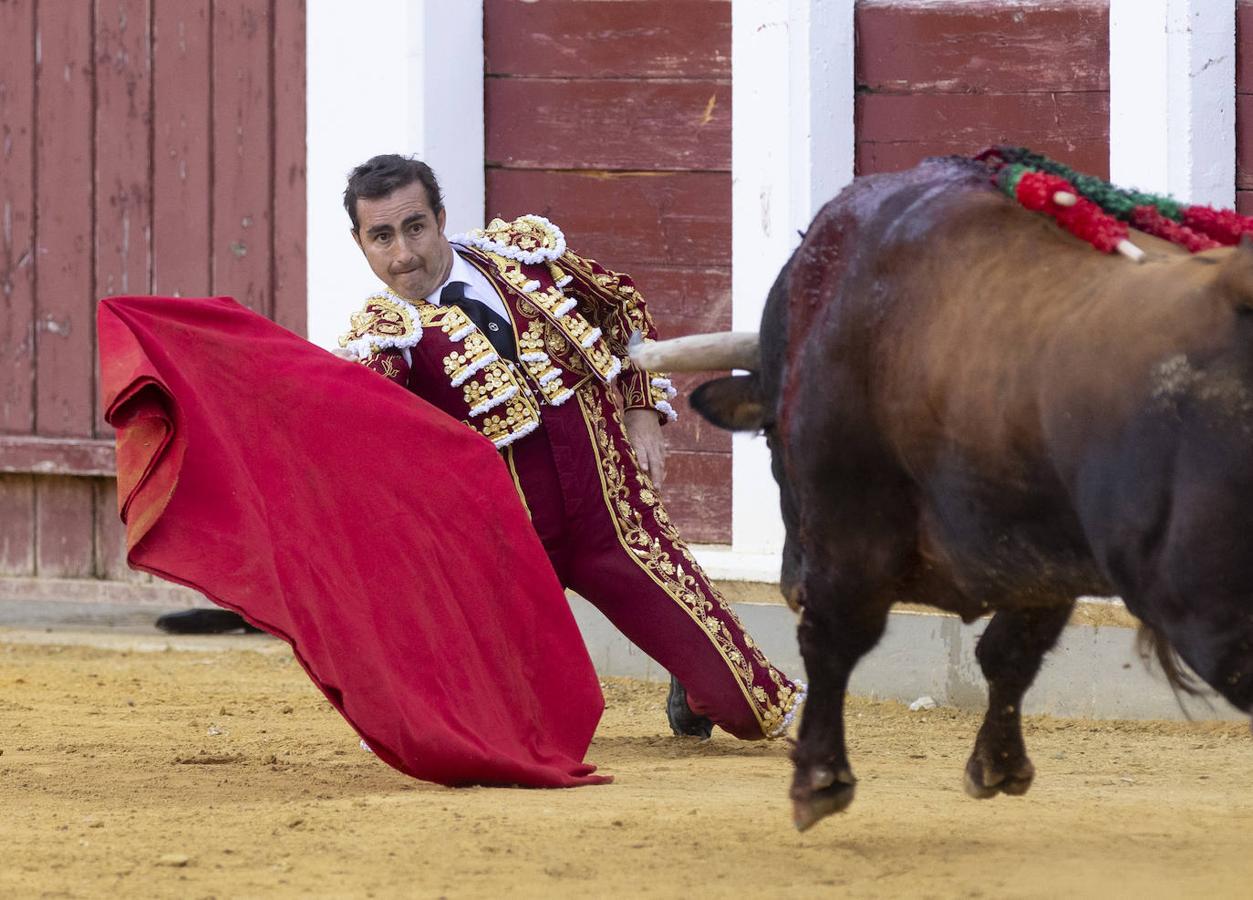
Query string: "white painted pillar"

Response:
xmin=1109 ymin=0 xmax=1235 ymax=207
xmin=305 ymin=0 xmax=485 ymax=349
xmin=726 ymin=0 xmax=854 ymax=566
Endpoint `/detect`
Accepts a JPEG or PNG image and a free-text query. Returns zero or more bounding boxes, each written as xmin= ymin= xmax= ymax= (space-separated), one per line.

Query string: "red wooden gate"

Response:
xmin=484 ymin=0 xmax=735 ymax=544
xmin=0 ymin=0 xmax=304 ymax=596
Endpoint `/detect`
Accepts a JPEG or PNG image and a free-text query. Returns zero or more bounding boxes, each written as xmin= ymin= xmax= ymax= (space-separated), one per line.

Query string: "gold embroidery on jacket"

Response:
xmin=414 ymin=302 xmax=540 ymax=446
xmin=462 ymin=369 xmax=518 ymax=416
xmin=339 ymin=293 xmax=423 ymax=359
xmin=441 ymin=332 xmax=496 ymax=385
xmin=513 ymin=319 xmax=572 ymax=405
xmin=462 ymin=246 xmax=621 ymax=385
xmin=376 ymin=354 xmax=402 ymax=380
xmin=345 ymin=301 xmax=411 ymax=342
xmin=503 ymin=445 xmax=531 ymax=519
xmin=479 ymin=393 xmax=542 ymax=447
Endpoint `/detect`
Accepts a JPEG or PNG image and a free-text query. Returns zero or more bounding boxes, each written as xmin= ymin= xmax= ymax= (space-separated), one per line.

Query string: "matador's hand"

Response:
xmin=623 ymin=408 xmax=667 ymax=488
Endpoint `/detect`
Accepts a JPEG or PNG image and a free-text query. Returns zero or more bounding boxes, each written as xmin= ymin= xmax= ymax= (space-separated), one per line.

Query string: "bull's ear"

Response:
xmin=1218 ymin=235 xmax=1253 ymax=312
xmin=689 ymin=374 xmax=766 ymax=431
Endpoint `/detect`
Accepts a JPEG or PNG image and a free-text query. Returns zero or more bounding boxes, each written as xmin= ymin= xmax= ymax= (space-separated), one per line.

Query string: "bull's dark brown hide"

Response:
xmin=691 ymin=156 xmax=1253 ymax=829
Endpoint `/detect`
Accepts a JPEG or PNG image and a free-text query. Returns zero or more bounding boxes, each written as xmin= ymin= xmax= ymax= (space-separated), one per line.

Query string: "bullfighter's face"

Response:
xmin=352 ymin=181 xmax=454 ymax=302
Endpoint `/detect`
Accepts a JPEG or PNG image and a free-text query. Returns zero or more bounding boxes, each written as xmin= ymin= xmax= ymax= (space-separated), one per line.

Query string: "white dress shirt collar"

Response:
xmin=425 ymin=246 xmax=511 ymax=321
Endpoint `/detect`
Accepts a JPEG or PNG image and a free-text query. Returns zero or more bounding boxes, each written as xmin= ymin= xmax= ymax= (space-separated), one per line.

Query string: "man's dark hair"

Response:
xmin=343 ymin=154 xmax=444 ymax=232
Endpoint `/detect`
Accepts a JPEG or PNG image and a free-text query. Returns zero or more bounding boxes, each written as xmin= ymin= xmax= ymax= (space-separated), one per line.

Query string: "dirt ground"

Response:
xmin=2 ymin=630 xmax=1251 ymax=899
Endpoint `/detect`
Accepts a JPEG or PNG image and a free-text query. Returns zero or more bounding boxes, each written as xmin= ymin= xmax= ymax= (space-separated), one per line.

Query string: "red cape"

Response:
xmin=98 ymin=295 xmax=609 ymax=788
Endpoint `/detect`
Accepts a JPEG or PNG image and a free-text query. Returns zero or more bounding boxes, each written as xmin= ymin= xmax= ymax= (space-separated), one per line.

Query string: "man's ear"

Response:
xmin=437 ymin=207 xmax=447 ymax=234
xmin=351 ymin=227 xmax=363 ymax=251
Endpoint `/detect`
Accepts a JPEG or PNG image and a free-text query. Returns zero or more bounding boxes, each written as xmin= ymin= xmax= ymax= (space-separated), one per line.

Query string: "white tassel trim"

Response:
xmin=521 ymin=279 xmax=541 ymax=293
xmin=579 ymin=327 xmax=603 ymax=349
xmin=538 ymin=369 xmax=562 ymax=386
xmin=519 ymin=351 xmax=550 ymax=363
xmin=655 ymin=399 xmax=678 ymax=423
xmin=556 ymin=274 xmax=573 ymax=288
xmin=339 ymin=291 xmax=423 ymax=360
xmin=651 ymin=376 xmax=677 ymax=399
xmin=605 ymin=356 xmax=622 ymax=383
xmin=469 ymin=384 xmax=519 ymax=417
xmin=450 ymin=214 xmax=567 ymax=265
xmin=401 ymin=348 xmax=412 ymax=367
xmin=769 ymin=679 xmax=808 ymax=738
xmin=491 ymin=419 xmax=540 ymax=448
xmin=553 ymin=298 xmax=577 ymax=317
xmin=450 ymin=323 xmax=475 ymax=341
xmin=450 ymin=352 xmax=499 ymax=387
xmin=548 ymin=387 xmax=575 ymax=406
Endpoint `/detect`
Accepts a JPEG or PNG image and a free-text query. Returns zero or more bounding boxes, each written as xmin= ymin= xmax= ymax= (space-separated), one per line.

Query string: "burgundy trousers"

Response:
xmin=505 ymin=384 xmax=803 ymax=739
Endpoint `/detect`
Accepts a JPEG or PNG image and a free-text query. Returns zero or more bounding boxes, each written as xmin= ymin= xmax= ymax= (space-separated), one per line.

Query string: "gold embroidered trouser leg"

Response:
xmin=507 ymin=385 xmax=804 ymax=739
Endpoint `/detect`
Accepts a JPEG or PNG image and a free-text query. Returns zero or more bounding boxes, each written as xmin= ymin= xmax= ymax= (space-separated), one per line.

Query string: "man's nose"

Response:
xmin=390 ymin=245 xmax=418 ymax=267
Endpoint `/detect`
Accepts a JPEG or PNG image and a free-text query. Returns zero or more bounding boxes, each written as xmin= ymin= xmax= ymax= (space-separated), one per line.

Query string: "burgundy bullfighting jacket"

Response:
xmin=337 ymin=215 xmax=677 ymax=448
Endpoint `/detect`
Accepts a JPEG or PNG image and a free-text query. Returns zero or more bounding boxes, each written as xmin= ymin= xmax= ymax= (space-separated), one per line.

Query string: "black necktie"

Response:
xmin=440 ymin=281 xmax=518 ymax=364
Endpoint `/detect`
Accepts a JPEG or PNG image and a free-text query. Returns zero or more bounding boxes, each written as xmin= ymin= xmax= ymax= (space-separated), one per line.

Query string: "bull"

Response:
xmin=633 ymin=156 xmax=1253 ymax=830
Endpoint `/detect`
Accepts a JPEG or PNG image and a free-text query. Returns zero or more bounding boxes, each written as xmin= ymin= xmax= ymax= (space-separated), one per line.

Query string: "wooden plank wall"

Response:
xmin=0 ymin=0 xmax=305 ymax=584
xmin=856 ymin=0 xmax=1111 ymax=178
xmin=484 ymin=0 xmax=733 ymax=543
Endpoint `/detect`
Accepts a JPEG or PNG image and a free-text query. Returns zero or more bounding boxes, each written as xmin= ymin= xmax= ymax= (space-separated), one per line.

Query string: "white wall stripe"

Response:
xmin=1110 ymin=0 xmax=1235 ymax=208
xmin=729 ymin=0 xmax=855 ymax=560
xmin=305 ymin=1 xmax=485 ymax=350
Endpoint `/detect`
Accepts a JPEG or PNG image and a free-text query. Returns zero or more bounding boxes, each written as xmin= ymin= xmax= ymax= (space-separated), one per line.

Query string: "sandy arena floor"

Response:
xmin=1 ymin=629 xmax=1251 ymax=899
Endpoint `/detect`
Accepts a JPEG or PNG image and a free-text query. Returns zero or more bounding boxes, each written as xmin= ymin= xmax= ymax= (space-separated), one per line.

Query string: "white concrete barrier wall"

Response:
xmin=568 ymin=596 xmax=1243 ymax=723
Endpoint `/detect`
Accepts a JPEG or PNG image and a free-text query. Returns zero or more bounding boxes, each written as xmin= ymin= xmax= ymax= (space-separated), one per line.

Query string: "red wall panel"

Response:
xmin=34 ymin=2 xmax=96 ymax=577
xmin=486 ymin=78 xmax=731 ymax=172
xmin=152 ymin=0 xmax=212 ymax=298
xmin=485 ymin=0 xmax=733 ymax=543
xmin=0 ymin=0 xmax=37 ymax=577
xmin=211 ymin=0 xmax=275 ymax=317
xmin=0 ymin=0 xmax=35 ymax=436
xmin=856 ymin=0 xmax=1111 ymax=178
xmin=486 ymin=0 xmax=731 ymax=79
xmin=0 ymin=0 xmax=305 ymax=582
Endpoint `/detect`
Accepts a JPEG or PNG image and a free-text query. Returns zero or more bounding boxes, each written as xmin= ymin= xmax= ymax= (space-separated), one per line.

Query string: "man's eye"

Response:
xmin=408 ymin=224 xmax=423 ymax=236
xmin=375 ymin=233 xmax=391 ymax=244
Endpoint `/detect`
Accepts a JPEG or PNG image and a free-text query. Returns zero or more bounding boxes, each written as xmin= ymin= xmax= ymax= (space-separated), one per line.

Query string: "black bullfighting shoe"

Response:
xmin=154 ymin=608 xmax=262 ymax=635
xmin=667 ymin=675 xmax=714 ymax=738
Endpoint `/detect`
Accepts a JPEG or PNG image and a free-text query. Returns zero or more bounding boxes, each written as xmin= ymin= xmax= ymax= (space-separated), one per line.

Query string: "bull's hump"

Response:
xmin=778 ymin=159 xmax=998 ymax=432
xmin=788 ymin=157 xmax=994 ymax=336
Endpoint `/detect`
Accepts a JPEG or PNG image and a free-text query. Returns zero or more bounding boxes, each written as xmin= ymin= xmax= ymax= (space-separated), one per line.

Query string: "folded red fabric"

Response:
xmin=98 ymin=295 xmax=609 ymax=788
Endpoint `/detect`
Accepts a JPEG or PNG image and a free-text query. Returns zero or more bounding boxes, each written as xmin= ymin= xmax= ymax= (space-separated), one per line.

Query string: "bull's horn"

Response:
xmin=629 ymin=331 xmax=761 ymax=372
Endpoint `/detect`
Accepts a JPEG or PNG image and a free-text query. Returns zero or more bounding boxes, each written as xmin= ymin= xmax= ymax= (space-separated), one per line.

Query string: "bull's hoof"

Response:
xmin=791 ymin=766 xmax=856 ymax=831
xmin=963 ymin=753 xmax=1035 ymax=799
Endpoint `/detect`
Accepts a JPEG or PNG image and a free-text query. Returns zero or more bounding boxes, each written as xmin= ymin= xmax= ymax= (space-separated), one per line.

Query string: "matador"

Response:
xmin=338 ymin=154 xmax=803 ymax=739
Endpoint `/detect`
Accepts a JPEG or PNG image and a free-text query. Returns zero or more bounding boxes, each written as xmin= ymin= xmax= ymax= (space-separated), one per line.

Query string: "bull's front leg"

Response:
xmin=790 ymin=596 xmax=889 ymax=830
xmin=965 ymin=602 xmax=1074 ymax=799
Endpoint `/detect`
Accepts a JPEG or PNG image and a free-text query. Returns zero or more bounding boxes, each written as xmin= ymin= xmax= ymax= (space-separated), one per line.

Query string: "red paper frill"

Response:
xmin=1014 ymin=171 xmax=1128 ymax=254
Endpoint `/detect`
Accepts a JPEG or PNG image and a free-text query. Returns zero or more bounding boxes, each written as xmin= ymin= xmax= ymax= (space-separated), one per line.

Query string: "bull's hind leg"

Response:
xmin=965 ymin=602 xmax=1073 ymax=799
xmin=790 ymin=586 xmax=891 ymax=830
